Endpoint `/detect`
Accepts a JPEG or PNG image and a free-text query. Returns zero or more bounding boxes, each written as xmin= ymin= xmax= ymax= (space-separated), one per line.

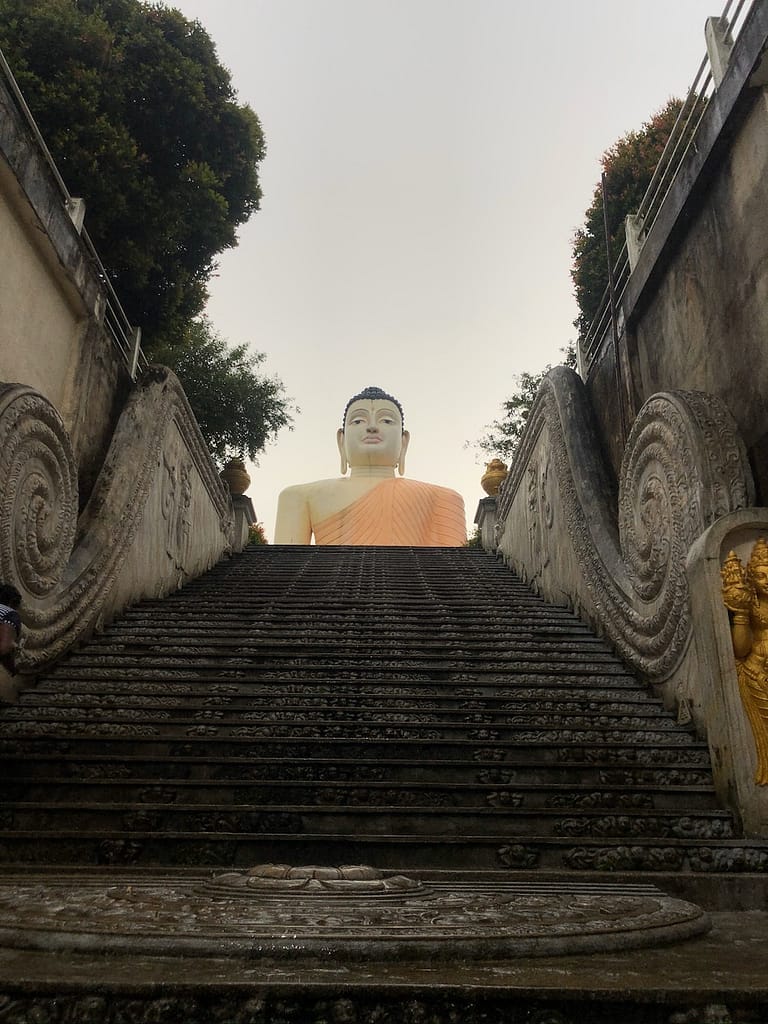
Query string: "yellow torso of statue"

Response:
xmin=274 ymin=388 xmax=467 ymax=547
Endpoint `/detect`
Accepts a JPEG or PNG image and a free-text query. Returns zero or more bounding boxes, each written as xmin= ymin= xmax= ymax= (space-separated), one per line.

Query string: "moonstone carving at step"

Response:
xmin=0 ymin=870 xmax=711 ymax=959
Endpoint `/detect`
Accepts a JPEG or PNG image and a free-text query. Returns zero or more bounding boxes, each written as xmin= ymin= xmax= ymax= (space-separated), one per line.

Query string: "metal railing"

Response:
xmin=580 ymin=0 xmax=753 ymax=374
xmin=0 ymin=46 xmax=147 ymax=380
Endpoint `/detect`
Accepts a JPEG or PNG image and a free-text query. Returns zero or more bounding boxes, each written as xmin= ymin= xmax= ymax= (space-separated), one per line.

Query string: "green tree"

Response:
xmin=0 ymin=0 xmax=265 ymax=346
xmin=478 ymin=99 xmax=701 ymax=461
xmin=477 ymin=344 xmax=575 ymax=461
xmin=153 ymin=319 xmax=294 ymax=463
xmin=571 ymin=98 xmax=684 ymax=344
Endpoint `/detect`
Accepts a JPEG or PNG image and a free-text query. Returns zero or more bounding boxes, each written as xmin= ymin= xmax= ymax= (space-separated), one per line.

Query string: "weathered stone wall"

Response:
xmin=0 ymin=74 xmax=130 ymax=505
xmin=584 ymin=4 xmax=768 ymax=498
xmin=628 ymin=91 xmax=768 ymax=500
xmin=0 ymin=370 xmax=236 ymax=672
xmin=0 ymin=68 xmax=237 ymax=671
xmin=493 ymin=8 xmax=768 ymax=833
xmin=493 ymin=368 xmax=763 ymax=829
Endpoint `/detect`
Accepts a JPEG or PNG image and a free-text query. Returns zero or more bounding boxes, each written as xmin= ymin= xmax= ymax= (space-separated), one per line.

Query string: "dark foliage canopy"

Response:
xmin=0 ymin=0 xmax=265 ymax=345
xmin=571 ymin=98 xmax=683 ymax=344
xmin=477 ymin=100 xmax=690 ymax=462
xmin=0 ymin=1 xmax=296 ymax=462
xmin=153 ymin=319 xmax=293 ymax=463
xmin=477 ymin=344 xmax=576 ymax=461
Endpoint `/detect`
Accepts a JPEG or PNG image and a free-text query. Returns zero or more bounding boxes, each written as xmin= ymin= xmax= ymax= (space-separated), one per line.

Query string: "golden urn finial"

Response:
xmin=220 ymin=458 xmax=251 ymax=496
xmin=481 ymin=459 xmax=508 ymax=497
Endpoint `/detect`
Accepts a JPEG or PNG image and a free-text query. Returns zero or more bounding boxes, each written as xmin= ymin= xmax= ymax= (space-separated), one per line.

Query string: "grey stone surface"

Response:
xmin=474 ymin=496 xmax=498 ymax=552
xmin=583 ymin=4 xmax=768 ymax=498
xmin=493 ymin=369 xmax=766 ymax=831
xmin=0 ymin=870 xmax=710 ymax=960
xmin=232 ymin=494 xmax=257 ymax=552
xmin=0 ymin=371 xmax=234 ymax=673
xmin=0 ymin=74 xmax=131 ymax=500
xmin=0 ymin=911 xmax=763 ymax=1023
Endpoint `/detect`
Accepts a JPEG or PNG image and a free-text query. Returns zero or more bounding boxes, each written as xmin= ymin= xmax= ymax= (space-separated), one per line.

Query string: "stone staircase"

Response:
xmin=0 ymin=544 xmax=761 ymax=881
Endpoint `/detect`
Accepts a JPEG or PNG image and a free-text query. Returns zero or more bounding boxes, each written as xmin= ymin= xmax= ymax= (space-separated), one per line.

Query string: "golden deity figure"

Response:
xmin=721 ymin=539 xmax=768 ymax=785
xmin=274 ymin=386 xmax=467 ymax=546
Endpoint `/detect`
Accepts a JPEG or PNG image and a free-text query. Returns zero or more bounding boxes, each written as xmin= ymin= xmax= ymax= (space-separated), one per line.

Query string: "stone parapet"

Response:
xmin=494 ymin=366 xmax=764 ymax=829
xmin=231 ymin=494 xmax=257 ymax=552
xmin=0 ymin=367 xmax=234 ymax=672
xmin=0 ymin=71 xmax=133 ymax=506
xmin=473 ymin=496 xmax=498 ymax=552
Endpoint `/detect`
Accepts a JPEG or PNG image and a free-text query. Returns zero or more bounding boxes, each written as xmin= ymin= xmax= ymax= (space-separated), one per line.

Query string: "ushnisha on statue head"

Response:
xmin=337 ymin=385 xmax=410 ymax=477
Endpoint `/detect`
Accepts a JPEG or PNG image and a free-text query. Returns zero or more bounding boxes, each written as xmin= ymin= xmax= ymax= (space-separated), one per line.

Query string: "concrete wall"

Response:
xmin=0 ymin=74 xmax=130 ymax=505
xmin=629 ymin=91 xmax=768 ymax=499
xmin=0 ymin=67 xmax=238 ymax=671
xmin=493 ymin=368 xmax=762 ymax=830
xmin=584 ymin=4 xmax=768 ymax=498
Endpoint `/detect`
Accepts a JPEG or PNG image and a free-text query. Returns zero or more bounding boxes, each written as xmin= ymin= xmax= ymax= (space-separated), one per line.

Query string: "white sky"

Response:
xmin=168 ymin=0 xmax=719 ymax=539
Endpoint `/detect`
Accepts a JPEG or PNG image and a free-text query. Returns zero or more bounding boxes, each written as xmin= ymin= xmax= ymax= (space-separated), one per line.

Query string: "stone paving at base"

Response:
xmin=0 ymin=912 xmax=764 ymax=1023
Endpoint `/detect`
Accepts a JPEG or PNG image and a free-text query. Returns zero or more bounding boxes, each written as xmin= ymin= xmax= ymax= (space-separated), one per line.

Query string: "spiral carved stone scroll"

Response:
xmin=0 ymin=384 xmax=77 ymax=599
xmin=497 ymin=367 xmax=754 ymax=681
xmin=0 ymin=370 xmax=233 ymax=671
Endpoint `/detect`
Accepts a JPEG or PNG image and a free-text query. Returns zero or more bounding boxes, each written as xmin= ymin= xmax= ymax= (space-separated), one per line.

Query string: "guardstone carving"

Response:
xmin=0 ymin=384 xmax=77 ymax=599
xmin=0 ymin=369 xmax=234 ymax=670
xmin=496 ymin=367 xmax=754 ymax=682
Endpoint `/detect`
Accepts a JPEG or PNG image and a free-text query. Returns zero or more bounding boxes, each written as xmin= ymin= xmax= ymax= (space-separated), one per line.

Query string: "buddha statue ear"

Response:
xmin=397 ymin=431 xmax=410 ymax=476
xmin=337 ymin=428 xmax=348 ymax=475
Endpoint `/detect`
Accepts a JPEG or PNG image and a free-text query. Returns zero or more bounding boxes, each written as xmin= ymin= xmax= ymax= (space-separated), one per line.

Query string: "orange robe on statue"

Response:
xmin=313 ymin=478 xmax=466 ymax=546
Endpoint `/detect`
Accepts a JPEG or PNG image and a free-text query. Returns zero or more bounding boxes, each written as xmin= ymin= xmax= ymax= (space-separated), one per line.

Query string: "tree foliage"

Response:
xmin=478 ymin=98 xmax=700 ymax=461
xmin=153 ymin=320 xmax=293 ymax=463
xmin=0 ymin=0 xmax=265 ymax=345
xmin=571 ymin=98 xmax=683 ymax=344
xmin=477 ymin=344 xmax=576 ymax=461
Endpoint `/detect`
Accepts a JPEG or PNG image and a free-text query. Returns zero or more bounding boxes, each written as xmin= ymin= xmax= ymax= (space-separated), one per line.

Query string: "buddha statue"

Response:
xmin=274 ymin=386 xmax=466 ymax=546
xmin=721 ymin=539 xmax=768 ymax=784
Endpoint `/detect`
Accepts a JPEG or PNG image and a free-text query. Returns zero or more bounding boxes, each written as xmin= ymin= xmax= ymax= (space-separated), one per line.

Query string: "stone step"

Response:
xmin=0 ymin=704 xmax=688 ymax=731
xmin=0 ymin=830 xmax=765 ymax=874
xmin=0 ymin=732 xmax=711 ymax=762
xmin=83 ymin=626 xmax=614 ymax=643
xmin=0 ymin=801 xmax=735 ymax=839
xmin=0 ymin=724 xmax=708 ymax=757
xmin=0 ymin=776 xmax=721 ymax=811
xmin=103 ymin=617 xmax=598 ymax=633
xmin=40 ymin=671 xmax=648 ymax=691
xmin=53 ymin=656 xmax=626 ymax=677
xmin=19 ymin=689 xmax=668 ymax=713
xmin=44 ymin=669 xmax=651 ymax=690
xmin=0 ymin=754 xmax=717 ymax=788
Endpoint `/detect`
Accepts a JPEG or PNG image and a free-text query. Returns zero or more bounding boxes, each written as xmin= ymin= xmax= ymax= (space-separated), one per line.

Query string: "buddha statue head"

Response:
xmin=337 ymin=386 xmax=410 ymax=476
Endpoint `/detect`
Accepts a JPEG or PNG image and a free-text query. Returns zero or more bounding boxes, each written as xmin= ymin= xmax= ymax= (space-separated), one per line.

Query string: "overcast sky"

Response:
xmin=168 ymin=0 xmax=721 ymax=539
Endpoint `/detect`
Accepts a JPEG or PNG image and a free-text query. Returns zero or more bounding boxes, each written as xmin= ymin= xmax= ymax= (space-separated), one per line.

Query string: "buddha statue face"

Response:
xmin=337 ymin=395 xmax=410 ymax=474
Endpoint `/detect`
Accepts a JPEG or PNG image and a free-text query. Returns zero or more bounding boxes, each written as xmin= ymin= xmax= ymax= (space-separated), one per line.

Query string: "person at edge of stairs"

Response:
xmin=274 ymin=385 xmax=467 ymax=546
xmin=0 ymin=583 xmax=22 ymax=702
